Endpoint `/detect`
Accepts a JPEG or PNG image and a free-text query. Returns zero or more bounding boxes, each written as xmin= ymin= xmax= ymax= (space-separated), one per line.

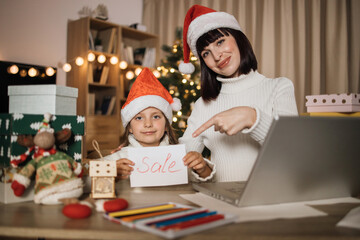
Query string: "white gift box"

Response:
xmin=305 ymin=93 xmax=360 ymax=113
xmin=8 ymin=85 xmax=78 ymax=115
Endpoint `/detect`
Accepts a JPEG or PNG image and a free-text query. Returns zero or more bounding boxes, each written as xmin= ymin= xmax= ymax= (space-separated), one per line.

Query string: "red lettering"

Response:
xmin=135 ymin=153 xmax=182 ymax=174
xmin=168 ymin=160 xmax=181 ymax=173
xmin=137 ymin=157 xmax=150 ymax=173
xmin=151 ymin=162 xmax=162 ymax=173
xmin=161 ymin=153 xmax=172 ymax=173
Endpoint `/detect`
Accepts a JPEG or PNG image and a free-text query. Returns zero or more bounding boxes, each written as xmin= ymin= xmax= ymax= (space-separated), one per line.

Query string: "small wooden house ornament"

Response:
xmin=89 ymin=160 xmax=117 ymax=199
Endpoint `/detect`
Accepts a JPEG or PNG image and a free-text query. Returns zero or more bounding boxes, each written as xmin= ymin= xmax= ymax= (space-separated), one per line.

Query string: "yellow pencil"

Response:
xmin=108 ymin=203 xmax=176 ymax=217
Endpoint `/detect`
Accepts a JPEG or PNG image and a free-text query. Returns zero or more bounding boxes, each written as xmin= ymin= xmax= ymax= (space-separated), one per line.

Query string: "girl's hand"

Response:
xmin=116 ymin=158 xmax=135 ymax=179
xmin=192 ymin=106 xmax=256 ymax=137
xmin=183 ymin=151 xmax=212 ymax=178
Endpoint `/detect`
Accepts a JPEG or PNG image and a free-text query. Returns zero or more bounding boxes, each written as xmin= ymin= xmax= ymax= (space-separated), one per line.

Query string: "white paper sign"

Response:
xmin=129 ymin=144 xmax=188 ymax=187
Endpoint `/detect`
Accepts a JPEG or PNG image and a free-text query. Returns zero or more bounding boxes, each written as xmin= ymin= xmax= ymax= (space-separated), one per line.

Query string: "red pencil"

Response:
xmin=160 ymin=214 xmax=225 ymax=231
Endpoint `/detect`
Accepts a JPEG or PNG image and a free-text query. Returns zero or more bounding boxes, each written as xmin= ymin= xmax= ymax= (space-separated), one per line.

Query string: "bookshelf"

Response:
xmin=119 ymin=26 xmax=160 ymax=101
xmin=66 ymin=17 xmax=159 ymax=156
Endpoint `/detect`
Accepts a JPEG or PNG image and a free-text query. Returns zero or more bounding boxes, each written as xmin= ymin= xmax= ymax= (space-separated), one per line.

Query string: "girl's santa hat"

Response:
xmin=121 ymin=68 xmax=181 ymax=128
xmin=179 ymin=5 xmax=242 ymax=74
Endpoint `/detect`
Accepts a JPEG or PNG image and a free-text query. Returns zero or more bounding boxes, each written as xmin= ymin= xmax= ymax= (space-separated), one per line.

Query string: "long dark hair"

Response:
xmin=196 ymin=28 xmax=258 ymax=102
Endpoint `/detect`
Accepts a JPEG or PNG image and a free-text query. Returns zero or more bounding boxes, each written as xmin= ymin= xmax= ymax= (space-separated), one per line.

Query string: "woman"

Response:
xmin=179 ymin=5 xmax=298 ymax=182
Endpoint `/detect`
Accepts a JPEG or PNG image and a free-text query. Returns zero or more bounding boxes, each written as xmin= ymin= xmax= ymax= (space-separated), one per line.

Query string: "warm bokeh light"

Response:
xmin=153 ymin=70 xmax=161 ymax=78
xmin=119 ymin=60 xmax=128 ymax=69
xmin=177 ymin=111 xmax=182 ymax=116
xmin=97 ymin=54 xmax=106 ymax=63
xmin=170 ymin=68 xmax=175 ymax=73
xmin=135 ymin=67 xmax=142 ymax=76
xmin=28 ymin=67 xmax=38 ymax=77
xmin=172 ymin=117 xmax=178 ymax=122
xmin=88 ymin=52 xmax=96 ymax=62
xmin=182 ymin=79 xmax=187 ymax=84
xmin=110 ymin=56 xmax=119 ymax=65
xmin=63 ymin=63 xmax=72 ymax=72
xmin=75 ymin=57 xmax=84 ymax=66
xmin=45 ymin=67 xmax=55 ymax=77
xmin=190 ymin=56 xmax=198 ymax=61
xmin=125 ymin=70 xmax=135 ymax=80
xmin=8 ymin=65 xmax=19 ymax=74
xmin=19 ymin=69 xmax=27 ymax=77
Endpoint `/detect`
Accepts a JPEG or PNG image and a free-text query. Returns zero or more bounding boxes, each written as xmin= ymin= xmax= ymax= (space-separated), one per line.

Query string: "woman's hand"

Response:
xmin=183 ymin=151 xmax=212 ymax=178
xmin=192 ymin=106 xmax=256 ymax=137
xmin=116 ymin=158 xmax=135 ymax=179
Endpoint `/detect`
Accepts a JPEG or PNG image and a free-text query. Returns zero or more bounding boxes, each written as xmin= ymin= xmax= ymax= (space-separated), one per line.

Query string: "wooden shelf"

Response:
xmin=66 ymin=17 xmax=159 ymax=156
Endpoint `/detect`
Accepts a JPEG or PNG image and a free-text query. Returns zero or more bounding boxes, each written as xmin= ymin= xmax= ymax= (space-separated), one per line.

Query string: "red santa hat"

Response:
xmin=121 ymin=68 xmax=181 ymax=128
xmin=179 ymin=5 xmax=242 ymax=74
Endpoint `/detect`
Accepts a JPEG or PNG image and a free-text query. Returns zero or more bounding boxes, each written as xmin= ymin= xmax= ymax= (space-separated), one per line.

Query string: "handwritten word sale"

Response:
xmin=129 ymin=145 xmax=188 ymax=187
xmin=136 ymin=154 xmax=181 ymax=174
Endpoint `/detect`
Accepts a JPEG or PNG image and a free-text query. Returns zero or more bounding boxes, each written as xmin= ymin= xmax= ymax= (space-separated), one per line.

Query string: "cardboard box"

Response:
xmin=8 ymin=84 xmax=78 ymax=115
xmin=305 ymin=93 xmax=360 ymax=113
xmin=0 ymin=113 xmax=85 ymax=203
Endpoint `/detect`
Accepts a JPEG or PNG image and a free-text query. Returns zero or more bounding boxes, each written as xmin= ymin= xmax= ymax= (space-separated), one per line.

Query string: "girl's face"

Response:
xmin=200 ymin=34 xmax=241 ymax=78
xmin=129 ymin=107 xmax=166 ymax=147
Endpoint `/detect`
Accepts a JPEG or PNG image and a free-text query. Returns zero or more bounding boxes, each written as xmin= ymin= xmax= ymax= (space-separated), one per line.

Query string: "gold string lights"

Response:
xmin=7 ymin=63 xmax=56 ymax=78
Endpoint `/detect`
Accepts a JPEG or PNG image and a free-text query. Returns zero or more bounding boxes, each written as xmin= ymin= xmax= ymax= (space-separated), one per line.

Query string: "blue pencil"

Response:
xmin=153 ymin=211 xmax=217 ymax=228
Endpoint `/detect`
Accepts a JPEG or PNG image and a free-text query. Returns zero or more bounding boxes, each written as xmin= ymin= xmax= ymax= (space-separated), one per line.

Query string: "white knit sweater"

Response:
xmin=179 ymin=70 xmax=298 ymax=182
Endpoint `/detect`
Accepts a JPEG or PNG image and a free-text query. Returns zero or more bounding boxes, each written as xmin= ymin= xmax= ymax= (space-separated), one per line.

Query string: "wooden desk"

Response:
xmin=1 ymin=180 xmax=360 ymax=240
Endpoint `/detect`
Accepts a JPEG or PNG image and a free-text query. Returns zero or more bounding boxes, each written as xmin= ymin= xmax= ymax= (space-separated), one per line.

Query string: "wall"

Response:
xmin=0 ymin=0 xmax=143 ymax=86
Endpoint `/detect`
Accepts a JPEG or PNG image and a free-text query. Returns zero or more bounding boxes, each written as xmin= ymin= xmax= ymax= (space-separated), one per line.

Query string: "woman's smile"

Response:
xmin=217 ymin=56 xmax=231 ymax=69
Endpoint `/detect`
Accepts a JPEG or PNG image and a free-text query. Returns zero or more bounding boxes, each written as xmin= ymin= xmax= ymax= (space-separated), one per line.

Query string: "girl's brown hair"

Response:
xmin=119 ymin=112 xmax=178 ymax=147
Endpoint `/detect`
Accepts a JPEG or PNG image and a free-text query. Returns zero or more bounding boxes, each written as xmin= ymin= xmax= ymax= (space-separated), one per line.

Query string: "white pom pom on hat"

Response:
xmin=121 ymin=68 xmax=182 ymax=128
xmin=179 ymin=5 xmax=242 ymax=75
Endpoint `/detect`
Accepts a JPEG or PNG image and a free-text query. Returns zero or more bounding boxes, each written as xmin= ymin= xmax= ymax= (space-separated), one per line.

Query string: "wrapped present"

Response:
xmin=8 ymin=84 xmax=78 ymax=115
xmin=0 ymin=113 xmax=85 ymax=203
xmin=305 ymin=93 xmax=360 ymax=113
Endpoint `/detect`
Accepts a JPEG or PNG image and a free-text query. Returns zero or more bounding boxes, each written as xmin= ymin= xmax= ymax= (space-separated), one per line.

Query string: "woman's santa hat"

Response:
xmin=121 ymin=68 xmax=181 ymax=128
xmin=179 ymin=5 xmax=242 ymax=74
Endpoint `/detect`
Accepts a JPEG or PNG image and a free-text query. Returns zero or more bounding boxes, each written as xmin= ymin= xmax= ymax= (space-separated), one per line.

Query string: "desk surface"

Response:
xmin=1 ymin=180 xmax=360 ymax=240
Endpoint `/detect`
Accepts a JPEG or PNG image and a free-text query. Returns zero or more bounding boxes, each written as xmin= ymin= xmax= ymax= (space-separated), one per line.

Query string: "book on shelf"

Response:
xmin=99 ymin=66 xmax=110 ymax=84
xmin=97 ymin=28 xmax=117 ymax=53
xmin=89 ymin=31 xmax=95 ymax=50
xmin=101 ymin=96 xmax=116 ymax=115
xmin=120 ymin=43 xmax=134 ymax=65
xmin=93 ymin=66 xmax=102 ymax=83
xmin=142 ymin=47 xmax=156 ymax=68
xmin=106 ymin=96 xmax=116 ymax=115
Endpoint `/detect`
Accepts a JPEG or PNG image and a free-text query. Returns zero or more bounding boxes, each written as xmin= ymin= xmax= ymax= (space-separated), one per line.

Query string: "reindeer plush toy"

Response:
xmin=11 ymin=113 xmax=127 ymax=218
xmin=11 ymin=113 xmax=83 ymax=204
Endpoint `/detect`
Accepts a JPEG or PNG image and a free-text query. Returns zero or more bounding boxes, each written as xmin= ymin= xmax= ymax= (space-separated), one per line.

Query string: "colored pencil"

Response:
xmin=146 ymin=209 xmax=208 ymax=226
xmin=160 ymin=214 xmax=225 ymax=231
xmin=108 ymin=203 xmax=176 ymax=217
xmin=121 ymin=208 xmax=191 ymax=222
xmin=154 ymin=211 xmax=217 ymax=228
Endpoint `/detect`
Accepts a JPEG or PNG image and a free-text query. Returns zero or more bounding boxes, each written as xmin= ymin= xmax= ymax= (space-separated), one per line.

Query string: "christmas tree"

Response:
xmin=157 ymin=27 xmax=201 ymax=137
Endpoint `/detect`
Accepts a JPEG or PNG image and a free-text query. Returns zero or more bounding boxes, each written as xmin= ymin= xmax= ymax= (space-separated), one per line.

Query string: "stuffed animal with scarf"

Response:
xmin=10 ymin=113 xmax=128 ymax=218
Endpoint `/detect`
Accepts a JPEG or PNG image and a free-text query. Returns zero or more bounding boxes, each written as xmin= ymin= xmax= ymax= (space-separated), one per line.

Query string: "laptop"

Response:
xmin=193 ymin=116 xmax=360 ymax=207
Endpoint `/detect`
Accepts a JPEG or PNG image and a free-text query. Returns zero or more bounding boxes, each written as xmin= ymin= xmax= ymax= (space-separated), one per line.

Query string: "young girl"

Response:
xmin=104 ymin=68 xmax=215 ymax=182
xmin=178 ymin=5 xmax=298 ymax=182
